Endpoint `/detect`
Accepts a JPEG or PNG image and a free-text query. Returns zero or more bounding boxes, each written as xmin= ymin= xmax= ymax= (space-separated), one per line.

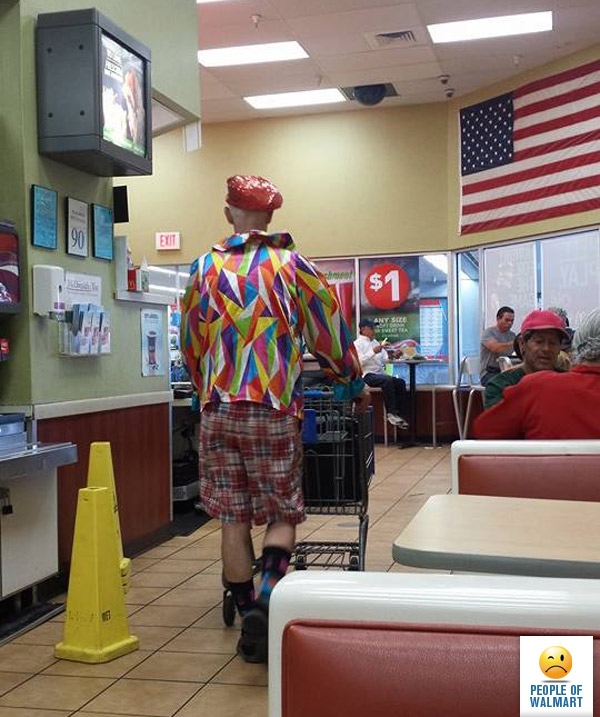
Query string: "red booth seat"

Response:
xmin=451 ymin=440 xmax=600 ymax=501
xmin=269 ymin=572 xmax=600 ymax=717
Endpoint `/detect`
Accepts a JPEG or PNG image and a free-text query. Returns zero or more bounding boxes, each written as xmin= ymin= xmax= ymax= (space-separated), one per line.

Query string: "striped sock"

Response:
xmin=256 ymin=546 xmax=291 ymax=611
xmin=229 ymin=579 xmax=256 ymax=617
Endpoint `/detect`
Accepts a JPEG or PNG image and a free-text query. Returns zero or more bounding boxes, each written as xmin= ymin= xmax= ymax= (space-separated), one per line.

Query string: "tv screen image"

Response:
xmin=0 ymin=224 xmax=20 ymax=310
xmin=101 ymin=33 xmax=146 ymax=158
xmin=36 ymin=9 xmax=152 ymax=176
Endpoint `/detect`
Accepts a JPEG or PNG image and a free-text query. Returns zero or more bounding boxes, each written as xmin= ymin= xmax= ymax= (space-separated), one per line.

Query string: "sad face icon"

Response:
xmin=539 ymin=646 xmax=573 ymax=679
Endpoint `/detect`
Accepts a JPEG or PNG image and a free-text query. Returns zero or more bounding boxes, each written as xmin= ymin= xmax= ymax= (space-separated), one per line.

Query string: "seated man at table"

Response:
xmin=473 ymin=308 xmax=600 ymax=439
xmin=480 ymin=306 xmax=516 ymax=386
xmin=354 ymin=318 xmax=408 ymax=428
xmin=483 ymin=310 xmax=568 ymax=408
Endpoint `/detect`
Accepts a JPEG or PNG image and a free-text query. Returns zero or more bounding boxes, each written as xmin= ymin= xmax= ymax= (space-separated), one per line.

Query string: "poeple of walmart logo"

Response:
xmin=520 ymin=636 xmax=593 ymax=717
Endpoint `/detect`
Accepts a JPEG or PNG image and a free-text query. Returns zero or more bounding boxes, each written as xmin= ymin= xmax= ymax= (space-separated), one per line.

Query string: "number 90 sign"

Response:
xmin=364 ymin=263 xmax=410 ymax=310
xmin=66 ymin=197 xmax=89 ymax=258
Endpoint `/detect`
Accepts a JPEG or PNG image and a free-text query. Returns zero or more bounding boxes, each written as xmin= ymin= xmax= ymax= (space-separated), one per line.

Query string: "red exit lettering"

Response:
xmin=155 ymin=232 xmax=181 ymax=250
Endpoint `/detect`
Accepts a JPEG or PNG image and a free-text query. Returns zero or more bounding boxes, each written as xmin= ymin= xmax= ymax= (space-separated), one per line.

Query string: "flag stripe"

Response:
xmin=515 ymin=78 xmax=600 ymax=119
xmin=515 ymin=117 xmax=600 ymax=152
xmin=514 ymin=105 xmax=600 ymax=142
xmin=460 ymin=59 xmax=600 ymax=234
xmin=515 ymin=85 xmax=600 ymax=127
xmin=461 ymin=196 xmax=600 ymax=235
xmin=516 ymin=59 xmax=600 ymax=98
xmin=463 ymin=173 xmax=600 ymax=215
xmin=465 ymin=187 xmax=600 ymax=224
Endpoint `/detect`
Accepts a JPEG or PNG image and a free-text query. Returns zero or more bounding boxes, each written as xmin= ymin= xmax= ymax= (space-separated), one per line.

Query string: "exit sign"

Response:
xmin=155 ymin=232 xmax=181 ymax=250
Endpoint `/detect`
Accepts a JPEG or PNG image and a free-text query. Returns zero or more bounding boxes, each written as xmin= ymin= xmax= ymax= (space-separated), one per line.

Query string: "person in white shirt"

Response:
xmin=353 ymin=318 xmax=408 ymax=428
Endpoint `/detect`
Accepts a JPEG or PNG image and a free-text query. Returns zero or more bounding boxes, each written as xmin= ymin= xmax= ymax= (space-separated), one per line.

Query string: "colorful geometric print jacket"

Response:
xmin=181 ymin=231 xmax=364 ymax=417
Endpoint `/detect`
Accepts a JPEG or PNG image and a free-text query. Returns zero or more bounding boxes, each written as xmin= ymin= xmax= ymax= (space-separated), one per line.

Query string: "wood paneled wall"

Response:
xmin=37 ymin=402 xmax=171 ymax=574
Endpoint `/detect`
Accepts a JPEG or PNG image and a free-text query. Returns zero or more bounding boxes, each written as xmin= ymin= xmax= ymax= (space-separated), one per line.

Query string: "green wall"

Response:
xmin=0 ymin=0 xmax=199 ymax=405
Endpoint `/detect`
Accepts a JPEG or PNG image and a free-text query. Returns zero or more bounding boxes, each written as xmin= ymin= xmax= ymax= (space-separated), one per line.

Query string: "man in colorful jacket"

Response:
xmin=181 ymin=174 xmax=369 ymax=663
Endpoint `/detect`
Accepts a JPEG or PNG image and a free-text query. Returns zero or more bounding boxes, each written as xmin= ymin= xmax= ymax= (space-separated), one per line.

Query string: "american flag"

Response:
xmin=460 ymin=59 xmax=600 ymax=235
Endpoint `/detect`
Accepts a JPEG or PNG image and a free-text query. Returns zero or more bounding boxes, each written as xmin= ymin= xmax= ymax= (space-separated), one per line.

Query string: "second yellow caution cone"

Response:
xmin=55 ymin=486 xmax=139 ymax=663
xmin=86 ymin=442 xmax=131 ymax=591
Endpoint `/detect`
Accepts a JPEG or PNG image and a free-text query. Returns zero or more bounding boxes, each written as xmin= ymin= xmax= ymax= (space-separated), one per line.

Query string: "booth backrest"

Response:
xmin=269 ymin=572 xmax=600 ymax=717
xmin=451 ymin=440 xmax=600 ymax=501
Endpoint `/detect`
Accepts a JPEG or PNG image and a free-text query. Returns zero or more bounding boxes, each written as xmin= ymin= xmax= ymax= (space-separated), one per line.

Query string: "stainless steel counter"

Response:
xmin=0 ymin=443 xmax=78 ymax=482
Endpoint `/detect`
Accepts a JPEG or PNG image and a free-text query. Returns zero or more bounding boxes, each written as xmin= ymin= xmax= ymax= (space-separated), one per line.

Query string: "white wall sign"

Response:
xmin=155 ymin=232 xmax=181 ymax=251
xmin=541 ymin=230 xmax=600 ymax=329
xmin=66 ymin=197 xmax=89 ymax=257
xmin=483 ymin=242 xmax=537 ymax=329
xmin=63 ymin=272 xmax=102 ymax=308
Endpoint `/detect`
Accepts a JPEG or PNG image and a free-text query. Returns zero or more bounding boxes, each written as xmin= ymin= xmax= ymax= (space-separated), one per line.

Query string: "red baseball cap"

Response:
xmin=226 ymin=175 xmax=283 ymax=212
xmin=519 ymin=310 xmax=570 ymax=340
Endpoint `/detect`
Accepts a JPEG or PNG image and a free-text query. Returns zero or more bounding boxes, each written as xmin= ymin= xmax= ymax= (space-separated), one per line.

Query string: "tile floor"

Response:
xmin=0 ymin=444 xmax=451 ymax=717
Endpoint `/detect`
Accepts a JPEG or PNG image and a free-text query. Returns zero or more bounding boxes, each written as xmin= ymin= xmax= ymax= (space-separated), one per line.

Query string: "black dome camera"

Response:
xmin=353 ymin=84 xmax=387 ymax=106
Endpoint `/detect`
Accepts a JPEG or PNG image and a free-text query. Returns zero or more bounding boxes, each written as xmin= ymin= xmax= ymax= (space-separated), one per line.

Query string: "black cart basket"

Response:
xmin=295 ymin=390 xmax=375 ymax=571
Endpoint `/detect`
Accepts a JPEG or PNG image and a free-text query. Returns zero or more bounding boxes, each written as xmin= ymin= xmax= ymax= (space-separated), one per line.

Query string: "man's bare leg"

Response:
xmin=221 ymin=522 xmax=253 ymax=582
xmin=262 ymin=520 xmax=295 ymax=552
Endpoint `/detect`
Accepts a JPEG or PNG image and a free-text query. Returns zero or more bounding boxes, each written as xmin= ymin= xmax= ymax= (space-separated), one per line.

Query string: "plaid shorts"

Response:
xmin=199 ymin=401 xmax=305 ymax=525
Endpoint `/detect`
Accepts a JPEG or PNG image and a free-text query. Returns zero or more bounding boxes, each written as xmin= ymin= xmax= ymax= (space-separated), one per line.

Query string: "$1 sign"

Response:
xmin=364 ymin=263 xmax=410 ymax=310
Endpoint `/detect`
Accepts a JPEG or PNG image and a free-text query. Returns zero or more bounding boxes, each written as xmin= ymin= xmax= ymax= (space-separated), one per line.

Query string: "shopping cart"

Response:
xmin=294 ymin=389 xmax=374 ymax=571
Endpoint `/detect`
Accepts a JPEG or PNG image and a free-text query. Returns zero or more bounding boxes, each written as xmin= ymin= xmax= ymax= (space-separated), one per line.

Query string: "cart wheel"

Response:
xmin=295 ymin=554 xmax=307 ymax=570
xmin=222 ymin=589 xmax=236 ymax=626
xmin=348 ymin=555 xmax=360 ymax=571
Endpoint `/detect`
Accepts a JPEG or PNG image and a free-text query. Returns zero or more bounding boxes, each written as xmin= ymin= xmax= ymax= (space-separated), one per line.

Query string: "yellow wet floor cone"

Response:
xmin=86 ymin=442 xmax=131 ymax=590
xmin=55 ymin=486 xmax=139 ymax=663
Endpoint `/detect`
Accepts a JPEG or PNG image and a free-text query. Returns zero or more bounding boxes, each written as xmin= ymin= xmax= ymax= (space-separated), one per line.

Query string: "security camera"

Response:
xmin=444 ymin=87 xmax=455 ymax=99
xmin=439 ymin=74 xmax=450 ymax=85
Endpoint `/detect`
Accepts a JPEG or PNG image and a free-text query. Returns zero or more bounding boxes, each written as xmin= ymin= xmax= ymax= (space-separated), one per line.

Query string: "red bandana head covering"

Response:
xmin=226 ymin=175 xmax=283 ymax=212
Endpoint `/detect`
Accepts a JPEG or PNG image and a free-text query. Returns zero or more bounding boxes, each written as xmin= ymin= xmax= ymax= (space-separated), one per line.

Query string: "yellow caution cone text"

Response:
xmin=86 ymin=442 xmax=131 ymax=591
xmin=55 ymin=486 xmax=139 ymax=663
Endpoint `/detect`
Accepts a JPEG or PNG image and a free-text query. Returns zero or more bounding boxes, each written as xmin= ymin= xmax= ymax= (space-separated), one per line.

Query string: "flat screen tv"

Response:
xmin=0 ymin=222 xmax=21 ymax=314
xmin=36 ymin=9 xmax=152 ymax=177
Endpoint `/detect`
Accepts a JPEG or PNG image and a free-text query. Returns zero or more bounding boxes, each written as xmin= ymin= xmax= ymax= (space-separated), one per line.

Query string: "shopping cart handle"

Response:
xmin=304 ymin=389 xmax=332 ymax=397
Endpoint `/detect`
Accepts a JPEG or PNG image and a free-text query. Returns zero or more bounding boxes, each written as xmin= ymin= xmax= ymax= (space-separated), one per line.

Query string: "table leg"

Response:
xmin=409 ymin=362 xmax=417 ymax=445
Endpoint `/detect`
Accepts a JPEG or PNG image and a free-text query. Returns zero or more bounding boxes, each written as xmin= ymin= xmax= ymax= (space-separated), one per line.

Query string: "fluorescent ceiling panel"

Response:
xmin=198 ymin=41 xmax=308 ymax=67
xmin=427 ymin=11 xmax=552 ymax=43
xmin=245 ymin=88 xmax=346 ymax=109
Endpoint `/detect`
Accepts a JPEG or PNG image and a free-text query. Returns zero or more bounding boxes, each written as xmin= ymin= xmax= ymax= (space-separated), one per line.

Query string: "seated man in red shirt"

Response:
xmin=473 ymin=308 xmax=600 ymax=439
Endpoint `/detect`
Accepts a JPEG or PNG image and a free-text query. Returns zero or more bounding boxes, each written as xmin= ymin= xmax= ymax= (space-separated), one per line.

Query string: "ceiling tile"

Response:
xmin=316 ymin=45 xmax=438 ymax=73
xmin=327 ymin=61 xmax=442 ymax=87
xmin=199 ymin=19 xmax=291 ymax=47
xmin=286 ymin=5 xmax=422 ymax=38
xmin=268 ymin=0 xmax=409 ymax=19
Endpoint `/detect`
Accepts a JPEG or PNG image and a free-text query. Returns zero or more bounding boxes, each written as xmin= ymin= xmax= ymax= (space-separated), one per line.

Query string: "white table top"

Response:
xmin=392 ymin=493 xmax=600 ymax=578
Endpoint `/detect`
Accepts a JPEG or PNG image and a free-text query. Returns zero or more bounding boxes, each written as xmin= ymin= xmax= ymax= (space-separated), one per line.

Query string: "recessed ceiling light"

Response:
xmin=244 ymin=89 xmax=346 ymax=109
xmin=427 ymin=11 xmax=552 ymax=43
xmin=198 ymin=41 xmax=308 ymax=67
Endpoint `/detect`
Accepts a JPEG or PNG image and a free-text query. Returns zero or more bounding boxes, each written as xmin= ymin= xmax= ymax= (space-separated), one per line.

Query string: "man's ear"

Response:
xmin=224 ymin=206 xmax=234 ymax=225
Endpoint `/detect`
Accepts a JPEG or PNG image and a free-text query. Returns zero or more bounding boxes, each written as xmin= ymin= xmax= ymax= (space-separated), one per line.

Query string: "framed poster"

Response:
xmin=92 ymin=204 xmax=113 ymax=261
xmin=31 ymin=185 xmax=58 ymax=250
xmin=66 ymin=197 xmax=89 ymax=257
xmin=141 ymin=308 xmax=164 ymax=376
